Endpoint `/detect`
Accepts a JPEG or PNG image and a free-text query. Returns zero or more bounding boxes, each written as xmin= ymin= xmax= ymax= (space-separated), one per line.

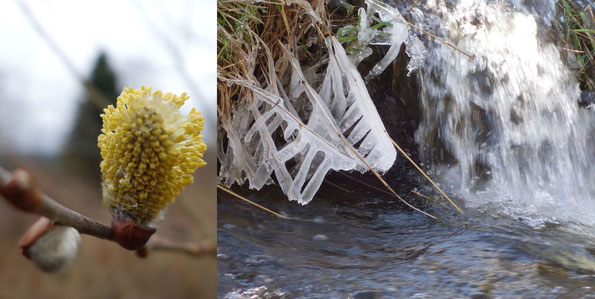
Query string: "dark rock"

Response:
xmin=578 ymin=90 xmax=595 ymax=108
xmin=365 ymin=45 xmax=422 ymax=152
xmin=354 ymin=290 xmax=382 ymax=299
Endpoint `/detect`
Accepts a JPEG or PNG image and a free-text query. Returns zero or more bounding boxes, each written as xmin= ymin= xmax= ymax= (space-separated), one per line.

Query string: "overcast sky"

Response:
xmin=0 ymin=0 xmax=216 ymax=155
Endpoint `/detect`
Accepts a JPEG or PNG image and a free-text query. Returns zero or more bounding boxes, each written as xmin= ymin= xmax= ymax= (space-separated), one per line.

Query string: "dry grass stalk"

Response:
xmin=217 ymin=184 xmax=291 ymax=219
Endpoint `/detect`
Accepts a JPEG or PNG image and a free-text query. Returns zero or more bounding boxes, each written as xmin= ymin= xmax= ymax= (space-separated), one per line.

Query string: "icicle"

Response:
xmin=405 ymin=33 xmax=427 ymax=76
xmin=218 ymin=36 xmax=397 ymax=204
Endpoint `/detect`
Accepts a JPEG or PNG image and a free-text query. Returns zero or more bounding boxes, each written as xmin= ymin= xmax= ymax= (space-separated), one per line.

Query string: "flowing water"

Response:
xmin=218 ymin=180 xmax=595 ymax=298
xmin=412 ymin=0 xmax=595 ymax=227
xmin=218 ymin=0 xmax=595 ymax=297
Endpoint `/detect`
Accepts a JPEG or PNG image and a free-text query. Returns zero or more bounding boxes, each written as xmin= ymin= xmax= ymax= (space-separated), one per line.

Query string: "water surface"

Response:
xmin=218 ymin=175 xmax=595 ymax=298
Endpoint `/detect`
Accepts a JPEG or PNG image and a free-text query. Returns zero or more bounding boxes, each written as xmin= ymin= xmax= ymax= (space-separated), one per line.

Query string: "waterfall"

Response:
xmin=405 ymin=0 xmax=595 ymax=225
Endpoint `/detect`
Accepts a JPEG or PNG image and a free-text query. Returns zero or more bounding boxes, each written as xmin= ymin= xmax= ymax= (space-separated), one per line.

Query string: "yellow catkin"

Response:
xmin=98 ymin=86 xmax=207 ymax=226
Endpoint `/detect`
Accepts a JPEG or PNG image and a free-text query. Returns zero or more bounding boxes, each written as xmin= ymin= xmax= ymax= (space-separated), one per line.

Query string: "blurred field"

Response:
xmin=0 ymin=151 xmax=216 ymax=299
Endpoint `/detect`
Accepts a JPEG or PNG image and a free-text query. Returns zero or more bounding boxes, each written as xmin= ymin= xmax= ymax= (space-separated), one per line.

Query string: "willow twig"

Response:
xmin=0 ymin=166 xmax=113 ymax=240
xmin=1 ymin=165 xmax=212 ymax=257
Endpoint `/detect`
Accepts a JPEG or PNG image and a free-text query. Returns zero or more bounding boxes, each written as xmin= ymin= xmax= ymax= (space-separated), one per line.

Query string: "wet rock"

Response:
xmin=578 ymin=90 xmax=595 ymax=108
xmin=354 ymin=290 xmax=382 ymax=299
xmin=366 ymin=45 xmax=422 ymax=152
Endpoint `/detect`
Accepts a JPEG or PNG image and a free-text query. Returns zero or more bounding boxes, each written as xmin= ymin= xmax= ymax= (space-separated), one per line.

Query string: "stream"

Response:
xmin=218 ymin=0 xmax=595 ymax=297
xmin=218 ymin=172 xmax=595 ymax=298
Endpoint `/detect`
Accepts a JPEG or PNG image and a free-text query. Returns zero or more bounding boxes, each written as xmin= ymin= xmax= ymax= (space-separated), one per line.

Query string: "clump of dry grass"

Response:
xmin=217 ymin=0 xmax=328 ymax=123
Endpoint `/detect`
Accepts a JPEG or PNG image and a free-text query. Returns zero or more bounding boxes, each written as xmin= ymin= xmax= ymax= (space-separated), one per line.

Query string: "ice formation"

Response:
xmin=219 ymin=0 xmax=427 ymax=204
xmin=361 ymin=0 xmax=427 ymax=80
xmin=219 ymin=36 xmax=396 ymax=204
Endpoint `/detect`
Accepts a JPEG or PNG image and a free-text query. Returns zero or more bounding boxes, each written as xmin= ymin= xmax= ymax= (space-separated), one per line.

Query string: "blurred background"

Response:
xmin=0 ymin=0 xmax=216 ymax=298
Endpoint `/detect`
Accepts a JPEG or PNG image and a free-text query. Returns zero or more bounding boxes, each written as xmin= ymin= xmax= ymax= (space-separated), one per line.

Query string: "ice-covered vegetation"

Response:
xmin=217 ymin=0 xmax=428 ymax=205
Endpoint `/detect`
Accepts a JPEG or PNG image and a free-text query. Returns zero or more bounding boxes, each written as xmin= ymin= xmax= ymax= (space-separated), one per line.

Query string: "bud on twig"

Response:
xmin=0 ymin=168 xmax=43 ymax=212
xmin=19 ymin=217 xmax=81 ymax=273
xmin=18 ymin=217 xmax=53 ymax=259
xmin=111 ymin=219 xmax=156 ymax=250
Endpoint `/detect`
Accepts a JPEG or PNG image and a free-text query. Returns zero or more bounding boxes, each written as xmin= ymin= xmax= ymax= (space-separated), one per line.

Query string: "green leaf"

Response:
xmin=341 ymin=2 xmax=354 ymax=16
xmin=338 ymin=35 xmax=358 ymax=42
xmin=571 ymin=29 xmax=595 ymax=33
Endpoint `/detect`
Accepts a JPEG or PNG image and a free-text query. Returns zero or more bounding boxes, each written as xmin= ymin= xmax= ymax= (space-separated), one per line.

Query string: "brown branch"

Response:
xmin=0 ymin=166 xmax=150 ymax=249
xmin=1 ymin=166 xmax=112 ymax=239
xmin=1 ymin=165 xmax=213 ymax=260
xmin=138 ymin=236 xmax=216 ymax=258
xmin=42 ymin=191 xmax=113 ymax=239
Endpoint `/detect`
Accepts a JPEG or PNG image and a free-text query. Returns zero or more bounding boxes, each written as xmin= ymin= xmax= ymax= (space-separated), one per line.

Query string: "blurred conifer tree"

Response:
xmin=61 ymin=52 xmax=118 ymax=179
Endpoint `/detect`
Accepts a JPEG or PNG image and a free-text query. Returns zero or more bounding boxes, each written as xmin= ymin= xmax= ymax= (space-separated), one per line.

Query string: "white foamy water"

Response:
xmin=409 ymin=0 xmax=595 ymax=226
